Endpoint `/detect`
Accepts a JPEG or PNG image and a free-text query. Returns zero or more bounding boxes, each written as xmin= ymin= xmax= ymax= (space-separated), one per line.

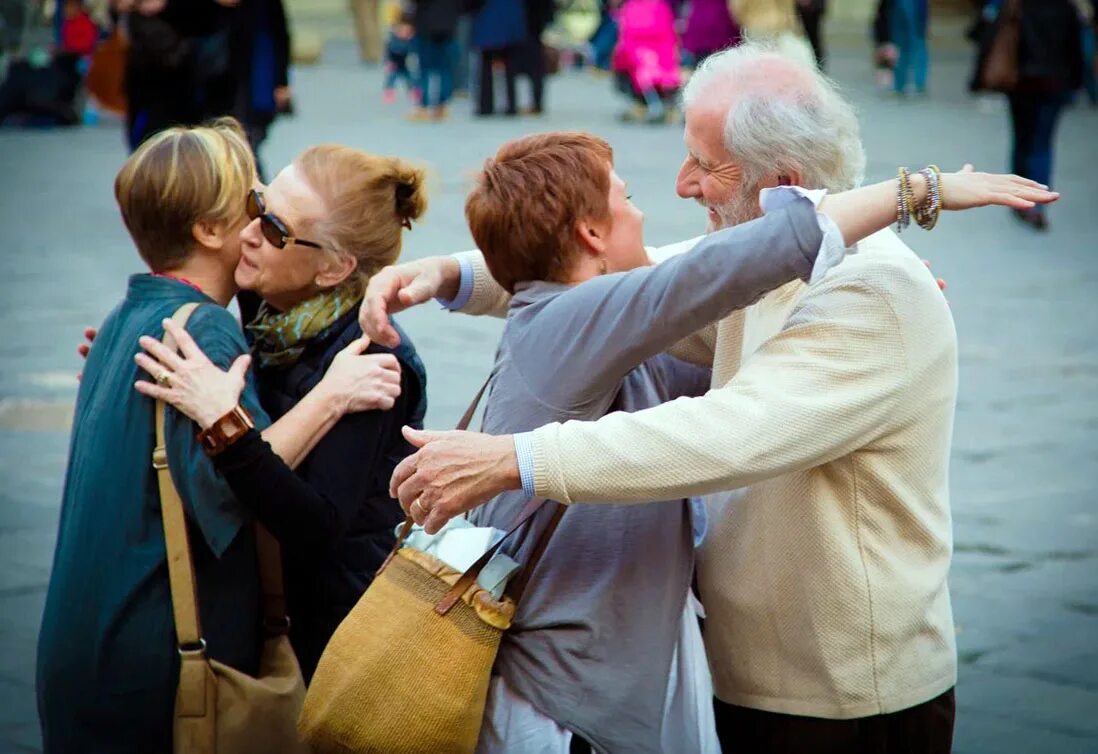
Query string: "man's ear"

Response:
xmin=315 ymin=253 xmax=357 ymax=289
xmin=574 ymin=217 xmax=607 ymax=257
xmin=773 ymin=170 xmax=803 ymax=188
xmin=192 ymin=218 xmax=226 ymax=250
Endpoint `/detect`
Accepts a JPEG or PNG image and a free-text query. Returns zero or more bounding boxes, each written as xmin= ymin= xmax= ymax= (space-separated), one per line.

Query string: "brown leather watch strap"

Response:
xmin=197 ymin=405 xmax=255 ymax=456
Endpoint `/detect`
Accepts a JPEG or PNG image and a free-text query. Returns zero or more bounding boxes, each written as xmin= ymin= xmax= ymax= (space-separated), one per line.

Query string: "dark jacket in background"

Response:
xmin=125 ymin=0 xmax=239 ymax=148
xmin=231 ymin=0 xmax=291 ymax=130
xmin=1017 ymin=0 xmax=1083 ymax=92
xmin=471 ymin=0 xmax=527 ymax=50
xmin=246 ymin=309 xmax=427 ymax=680
xmin=413 ymin=0 xmax=463 ymax=39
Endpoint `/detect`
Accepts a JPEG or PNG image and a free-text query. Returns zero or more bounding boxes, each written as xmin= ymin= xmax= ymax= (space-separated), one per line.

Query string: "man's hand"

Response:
xmin=359 ymin=256 xmax=462 ymax=347
xmin=319 ymin=336 xmax=402 ymax=413
xmin=390 ymin=428 xmax=521 ymax=534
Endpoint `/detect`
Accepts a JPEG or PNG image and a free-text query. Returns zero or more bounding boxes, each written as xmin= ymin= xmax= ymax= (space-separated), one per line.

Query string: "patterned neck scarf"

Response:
xmin=247 ymin=278 xmax=364 ymax=368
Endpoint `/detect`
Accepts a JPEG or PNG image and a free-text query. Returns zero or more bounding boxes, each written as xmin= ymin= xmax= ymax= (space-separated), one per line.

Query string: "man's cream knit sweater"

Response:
xmin=459 ymin=227 xmax=958 ymax=719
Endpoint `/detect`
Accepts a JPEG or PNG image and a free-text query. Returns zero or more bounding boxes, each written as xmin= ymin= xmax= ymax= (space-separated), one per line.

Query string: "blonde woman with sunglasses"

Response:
xmin=130 ymin=142 xmax=431 ymax=683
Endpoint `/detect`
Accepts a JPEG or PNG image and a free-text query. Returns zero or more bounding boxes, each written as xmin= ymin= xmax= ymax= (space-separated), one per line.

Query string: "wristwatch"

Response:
xmin=197 ymin=405 xmax=255 ymax=456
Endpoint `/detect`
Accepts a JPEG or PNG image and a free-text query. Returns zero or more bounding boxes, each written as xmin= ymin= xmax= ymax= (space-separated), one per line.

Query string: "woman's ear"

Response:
xmin=315 ymin=253 xmax=358 ymax=289
xmin=574 ymin=217 xmax=608 ymax=257
xmin=192 ymin=218 xmax=226 ymax=251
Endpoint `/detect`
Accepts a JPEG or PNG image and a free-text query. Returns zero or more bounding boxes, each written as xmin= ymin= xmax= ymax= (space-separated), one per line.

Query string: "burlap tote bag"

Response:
xmin=299 ymin=381 xmax=565 ymax=754
xmin=155 ymin=303 xmax=310 ymax=754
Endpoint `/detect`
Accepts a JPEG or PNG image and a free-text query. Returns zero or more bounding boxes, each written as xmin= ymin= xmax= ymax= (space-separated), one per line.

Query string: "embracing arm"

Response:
xmin=136 ymin=321 xmax=402 ymax=470
xmin=211 ymin=394 xmax=408 ymax=550
xmin=512 ymin=193 xmax=822 ymax=410
xmin=526 ymin=273 xmax=946 ymax=503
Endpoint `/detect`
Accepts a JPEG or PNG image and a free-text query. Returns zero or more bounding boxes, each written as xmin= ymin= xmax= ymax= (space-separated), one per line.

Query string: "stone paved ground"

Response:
xmin=1 ymin=20 xmax=1097 ymax=754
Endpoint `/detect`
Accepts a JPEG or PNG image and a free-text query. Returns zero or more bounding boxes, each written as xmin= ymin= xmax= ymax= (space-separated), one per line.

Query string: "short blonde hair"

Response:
xmin=114 ymin=117 xmax=257 ymax=271
xmin=294 ymin=145 xmax=427 ymax=283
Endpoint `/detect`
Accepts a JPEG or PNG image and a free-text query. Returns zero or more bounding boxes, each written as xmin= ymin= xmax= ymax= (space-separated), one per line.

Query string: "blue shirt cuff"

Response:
xmin=513 ymin=432 xmax=537 ymax=497
xmin=436 ymin=255 xmax=474 ymax=311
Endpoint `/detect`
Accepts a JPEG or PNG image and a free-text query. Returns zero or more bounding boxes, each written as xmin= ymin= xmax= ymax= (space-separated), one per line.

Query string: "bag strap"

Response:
xmin=154 ymin=302 xmax=205 ymax=652
xmin=154 ymin=304 xmax=290 ymax=649
xmin=434 ymin=495 xmax=563 ymax=616
xmin=378 ymin=371 xmax=567 ymax=615
xmin=381 ymin=372 xmax=495 ymax=570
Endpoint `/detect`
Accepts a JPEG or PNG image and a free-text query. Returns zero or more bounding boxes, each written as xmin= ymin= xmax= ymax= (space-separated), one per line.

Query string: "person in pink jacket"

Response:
xmin=611 ymin=0 xmax=682 ymax=122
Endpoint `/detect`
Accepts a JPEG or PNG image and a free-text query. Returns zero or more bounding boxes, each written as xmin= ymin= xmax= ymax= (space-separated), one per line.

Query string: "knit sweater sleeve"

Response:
xmin=528 ymin=274 xmax=915 ymax=504
xmin=451 ymin=250 xmax=514 ymax=317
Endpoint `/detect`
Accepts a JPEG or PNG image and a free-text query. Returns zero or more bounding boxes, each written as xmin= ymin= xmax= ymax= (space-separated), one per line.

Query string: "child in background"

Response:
xmin=611 ymin=0 xmax=681 ymax=123
xmin=60 ymin=0 xmax=100 ymax=58
xmin=383 ymin=14 xmax=419 ymax=104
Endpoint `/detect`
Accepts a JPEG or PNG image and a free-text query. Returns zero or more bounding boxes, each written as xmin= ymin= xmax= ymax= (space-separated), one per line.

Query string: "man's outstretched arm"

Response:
xmin=391 ymin=272 xmax=930 ymax=533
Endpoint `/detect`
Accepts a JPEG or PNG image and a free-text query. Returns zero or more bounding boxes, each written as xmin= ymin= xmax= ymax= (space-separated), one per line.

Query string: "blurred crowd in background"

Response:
xmin=0 ymin=0 xmax=1094 ymax=226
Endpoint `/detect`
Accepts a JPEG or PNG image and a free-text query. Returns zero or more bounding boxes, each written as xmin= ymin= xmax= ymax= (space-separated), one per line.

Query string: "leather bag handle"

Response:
xmin=376 ymin=370 xmax=566 ymax=615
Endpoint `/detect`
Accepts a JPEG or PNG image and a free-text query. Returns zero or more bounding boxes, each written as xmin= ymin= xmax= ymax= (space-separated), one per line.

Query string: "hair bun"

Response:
xmin=391 ymin=162 xmax=427 ymax=230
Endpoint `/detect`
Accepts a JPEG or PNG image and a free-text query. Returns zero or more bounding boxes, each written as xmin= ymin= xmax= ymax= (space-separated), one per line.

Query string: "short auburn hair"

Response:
xmin=465 ymin=132 xmax=613 ymax=293
xmin=294 ymin=145 xmax=427 ymax=284
xmin=114 ymin=117 xmax=256 ymax=272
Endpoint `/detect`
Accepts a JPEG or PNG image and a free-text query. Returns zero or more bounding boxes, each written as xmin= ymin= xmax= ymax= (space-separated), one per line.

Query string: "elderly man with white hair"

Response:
xmin=364 ymin=43 xmax=1056 ymax=753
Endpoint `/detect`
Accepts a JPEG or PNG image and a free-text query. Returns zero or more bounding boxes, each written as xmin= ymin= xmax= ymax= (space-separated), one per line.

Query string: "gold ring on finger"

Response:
xmin=156 ymin=371 xmax=172 ymax=386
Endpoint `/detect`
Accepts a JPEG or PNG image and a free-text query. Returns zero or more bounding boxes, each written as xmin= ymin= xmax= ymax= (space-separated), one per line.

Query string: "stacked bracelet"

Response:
xmin=914 ymin=165 xmax=943 ymax=230
xmin=896 ymin=167 xmax=915 ymax=232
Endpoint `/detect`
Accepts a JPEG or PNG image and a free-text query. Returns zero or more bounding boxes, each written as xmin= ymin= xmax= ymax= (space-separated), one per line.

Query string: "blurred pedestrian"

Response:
xmin=587 ymin=0 xmax=621 ymax=70
xmin=120 ymin=0 xmax=241 ymax=150
xmin=795 ymin=0 xmax=826 ymax=69
xmin=408 ymin=0 xmax=462 ymax=120
xmin=1082 ymin=0 xmax=1097 ymax=105
xmin=516 ymin=0 xmax=555 ymax=115
xmin=730 ymin=0 xmax=814 ymax=66
xmin=611 ymin=0 xmax=681 ymax=122
xmin=351 ymin=0 xmax=383 ymax=63
xmin=59 ymin=0 xmax=100 ymax=57
xmin=890 ymin=0 xmax=928 ymax=96
xmin=471 ymin=0 xmax=527 ymax=116
xmin=232 ymin=0 xmax=292 ymax=181
xmin=986 ymin=0 xmax=1083 ymax=229
xmin=872 ymin=0 xmax=897 ymax=89
xmin=383 ymin=14 xmax=419 ymax=104
xmin=681 ymin=0 xmax=741 ymax=68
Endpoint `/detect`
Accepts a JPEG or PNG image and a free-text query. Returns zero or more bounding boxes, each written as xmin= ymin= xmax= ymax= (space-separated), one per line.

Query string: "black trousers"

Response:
xmin=796 ymin=0 xmax=827 ymax=69
xmin=714 ymin=688 xmax=955 ymax=754
xmin=518 ymin=37 xmax=546 ymax=111
xmin=477 ymin=47 xmax=518 ymax=115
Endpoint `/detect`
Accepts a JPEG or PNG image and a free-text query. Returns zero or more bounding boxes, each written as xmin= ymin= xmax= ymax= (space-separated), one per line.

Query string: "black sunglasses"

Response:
xmin=246 ymin=189 xmax=324 ymax=250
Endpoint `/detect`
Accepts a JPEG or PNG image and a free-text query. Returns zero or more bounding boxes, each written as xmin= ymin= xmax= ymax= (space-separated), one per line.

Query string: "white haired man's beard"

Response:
xmin=703 ymin=186 xmax=765 ymax=232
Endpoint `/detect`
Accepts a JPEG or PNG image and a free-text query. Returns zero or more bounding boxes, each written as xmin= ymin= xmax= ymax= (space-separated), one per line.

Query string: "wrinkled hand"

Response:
xmin=134 ymin=319 xmax=249 ymax=429
xmin=76 ymin=327 xmax=97 ymax=381
xmin=390 ymin=428 xmax=521 ymax=534
xmin=941 ymin=165 xmax=1058 ymax=211
xmin=359 ymin=256 xmax=461 ymax=347
xmin=320 ymin=336 xmax=402 ymax=413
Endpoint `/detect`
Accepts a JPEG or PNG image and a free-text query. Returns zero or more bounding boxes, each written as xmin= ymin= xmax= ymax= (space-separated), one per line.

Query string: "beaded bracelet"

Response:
xmin=915 ymin=165 xmax=942 ymax=231
xmin=896 ymin=167 xmax=913 ymax=232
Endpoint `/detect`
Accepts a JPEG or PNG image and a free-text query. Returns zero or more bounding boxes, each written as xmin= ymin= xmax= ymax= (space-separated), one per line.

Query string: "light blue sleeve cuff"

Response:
xmin=513 ymin=432 xmax=537 ymax=497
xmin=436 ymin=254 xmax=474 ymax=311
xmin=758 ymin=185 xmax=852 ymax=284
